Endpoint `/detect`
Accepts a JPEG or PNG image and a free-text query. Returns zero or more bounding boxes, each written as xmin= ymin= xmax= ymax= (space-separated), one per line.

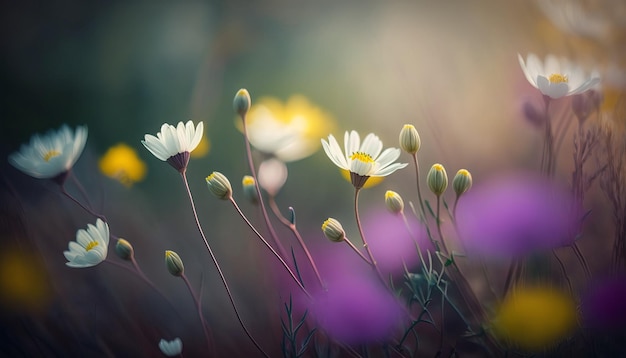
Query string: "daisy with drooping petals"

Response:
xmin=141 ymin=120 xmax=204 ymax=172
xmin=518 ymin=53 xmax=600 ymax=99
xmin=8 ymin=125 xmax=88 ymax=183
xmin=322 ymin=130 xmax=407 ymax=189
xmin=64 ymin=218 xmax=109 ymax=268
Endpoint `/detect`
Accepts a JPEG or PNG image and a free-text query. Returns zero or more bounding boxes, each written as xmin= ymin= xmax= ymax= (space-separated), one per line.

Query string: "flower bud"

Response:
xmin=427 ymin=163 xmax=448 ymax=197
xmin=452 ymin=169 xmax=472 ymax=197
xmin=165 ymin=250 xmax=184 ymax=277
xmin=115 ymin=238 xmax=134 ymax=261
xmin=384 ymin=190 xmax=404 ymax=214
xmin=242 ymin=175 xmax=258 ymax=204
xmin=206 ymin=171 xmax=232 ymax=200
xmin=399 ymin=124 xmax=421 ymax=154
xmin=233 ymin=88 xmax=251 ymax=117
xmin=322 ymin=218 xmax=345 ymax=242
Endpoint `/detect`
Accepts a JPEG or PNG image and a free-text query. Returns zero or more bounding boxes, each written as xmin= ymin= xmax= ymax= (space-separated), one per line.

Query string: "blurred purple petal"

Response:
xmin=456 ymin=173 xmax=579 ymax=257
xmin=311 ymin=274 xmax=402 ymax=344
xmin=363 ymin=210 xmax=432 ymax=275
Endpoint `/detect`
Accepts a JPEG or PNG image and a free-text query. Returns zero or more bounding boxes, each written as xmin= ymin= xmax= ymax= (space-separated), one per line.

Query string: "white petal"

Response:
xmin=346 ymin=131 xmax=360 ymax=159
xmin=376 ymin=148 xmax=401 ymax=168
xmin=360 ymin=133 xmax=383 ymax=158
xmin=374 ymin=162 xmax=408 ymax=176
xmin=188 ymin=122 xmax=204 ymax=152
xmin=322 ymin=137 xmax=348 ymax=170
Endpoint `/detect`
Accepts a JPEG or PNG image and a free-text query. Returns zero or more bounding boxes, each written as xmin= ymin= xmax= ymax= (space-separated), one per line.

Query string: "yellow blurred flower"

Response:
xmin=492 ymin=286 xmax=578 ymax=351
xmin=238 ymin=95 xmax=335 ymax=162
xmin=99 ymin=143 xmax=147 ymax=186
xmin=0 ymin=247 xmax=51 ymax=312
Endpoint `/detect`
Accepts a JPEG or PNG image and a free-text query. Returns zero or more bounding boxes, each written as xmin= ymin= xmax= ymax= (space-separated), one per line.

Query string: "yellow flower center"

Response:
xmin=85 ymin=241 xmax=98 ymax=251
xmin=43 ymin=150 xmax=61 ymax=162
xmin=350 ymin=152 xmax=374 ymax=163
xmin=548 ymin=73 xmax=568 ymax=84
xmin=242 ymin=176 xmax=255 ymax=186
xmin=433 ymin=163 xmax=444 ymax=171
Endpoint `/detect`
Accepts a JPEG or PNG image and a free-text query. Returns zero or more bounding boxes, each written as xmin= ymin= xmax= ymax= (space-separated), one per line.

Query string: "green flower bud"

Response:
xmin=452 ymin=169 xmax=472 ymax=197
xmin=384 ymin=190 xmax=404 ymax=214
xmin=399 ymin=124 xmax=421 ymax=154
xmin=233 ymin=88 xmax=251 ymax=117
xmin=165 ymin=250 xmax=184 ymax=277
xmin=427 ymin=163 xmax=448 ymax=197
xmin=322 ymin=218 xmax=345 ymax=242
xmin=206 ymin=171 xmax=232 ymax=200
xmin=115 ymin=238 xmax=134 ymax=261
xmin=242 ymin=175 xmax=258 ymax=204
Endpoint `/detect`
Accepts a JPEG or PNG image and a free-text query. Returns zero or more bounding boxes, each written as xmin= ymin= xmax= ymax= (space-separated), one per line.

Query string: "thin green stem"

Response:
xmin=268 ymin=197 xmax=325 ymax=290
xmin=104 ymin=259 xmax=179 ymax=316
xmin=240 ymin=113 xmax=290 ymax=262
xmin=180 ymin=273 xmax=213 ymax=355
xmin=572 ymin=242 xmax=592 ymax=280
xmin=60 ymin=185 xmax=106 ymax=221
xmin=354 ymin=188 xmax=387 ymax=287
xmin=229 ymin=196 xmax=311 ymax=298
xmin=411 ymin=154 xmax=427 ymax=222
xmin=180 ymin=172 xmax=269 ymax=358
xmin=343 ymin=236 xmax=373 ymax=265
xmin=435 ymin=195 xmax=449 ymax=255
xmin=400 ymin=212 xmax=427 ymax=270
xmin=553 ymin=250 xmax=574 ymax=295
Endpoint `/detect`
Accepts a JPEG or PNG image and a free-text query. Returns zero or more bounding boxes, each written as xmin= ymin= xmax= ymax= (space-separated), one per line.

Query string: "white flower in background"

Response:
xmin=9 ymin=125 xmax=87 ymax=180
xmin=64 ymin=219 xmax=109 ymax=268
xmin=518 ymin=53 xmax=600 ymax=99
xmin=537 ymin=0 xmax=610 ymax=40
xmin=322 ymin=130 xmax=408 ymax=189
xmin=258 ymin=158 xmax=288 ymax=196
xmin=158 ymin=338 xmax=183 ymax=357
xmin=240 ymin=96 xmax=334 ymax=162
xmin=141 ymin=120 xmax=203 ymax=172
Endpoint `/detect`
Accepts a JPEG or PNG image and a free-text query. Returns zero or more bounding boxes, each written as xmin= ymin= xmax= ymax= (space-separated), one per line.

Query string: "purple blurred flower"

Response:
xmin=581 ymin=275 xmax=626 ymax=332
xmin=362 ymin=210 xmax=432 ymax=276
xmin=312 ymin=274 xmax=402 ymax=344
xmin=456 ymin=173 xmax=578 ymax=257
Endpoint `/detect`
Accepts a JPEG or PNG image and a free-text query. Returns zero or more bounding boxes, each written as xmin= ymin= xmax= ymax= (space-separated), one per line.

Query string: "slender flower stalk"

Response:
xmin=180 ymin=172 xmax=269 ymax=358
xmin=268 ymin=197 xmax=325 ymax=290
xmin=180 ymin=272 xmax=213 ymax=355
xmin=236 ymin=90 xmax=290 ymax=264
xmin=60 ymin=185 xmax=106 ymax=221
xmin=228 ymin=196 xmax=311 ymax=298
xmin=354 ymin=188 xmax=387 ymax=286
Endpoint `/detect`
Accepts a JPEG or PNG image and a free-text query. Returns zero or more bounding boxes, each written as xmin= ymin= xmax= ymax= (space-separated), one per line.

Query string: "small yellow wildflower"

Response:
xmin=99 ymin=143 xmax=147 ymax=186
xmin=492 ymin=286 xmax=578 ymax=351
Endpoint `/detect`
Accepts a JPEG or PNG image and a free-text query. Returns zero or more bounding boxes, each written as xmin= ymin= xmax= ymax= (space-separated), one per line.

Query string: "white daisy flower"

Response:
xmin=8 ymin=125 xmax=87 ymax=182
xmin=141 ymin=120 xmax=203 ymax=172
xmin=64 ymin=218 xmax=109 ymax=268
xmin=518 ymin=53 xmax=600 ymax=99
xmin=158 ymin=338 xmax=183 ymax=357
xmin=321 ymin=130 xmax=408 ymax=189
